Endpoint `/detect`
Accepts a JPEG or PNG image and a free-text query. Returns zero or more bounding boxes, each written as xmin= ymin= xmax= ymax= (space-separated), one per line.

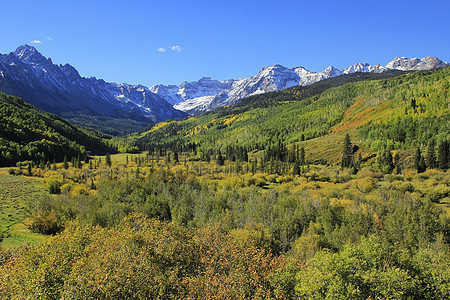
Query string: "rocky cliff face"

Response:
xmin=0 ymin=45 xmax=186 ymax=124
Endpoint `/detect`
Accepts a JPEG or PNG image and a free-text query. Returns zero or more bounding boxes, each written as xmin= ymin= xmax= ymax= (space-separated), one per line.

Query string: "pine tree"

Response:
xmin=411 ymin=97 xmax=416 ymax=110
xmin=341 ymin=134 xmax=353 ymax=168
xmin=419 ymin=155 xmax=427 ymax=173
xmin=393 ymin=152 xmax=401 ymax=174
xmin=379 ymin=149 xmax=394 ymax=173
xmin=173 ymin=150 xmax=179 ymax=164
xmin=293 ymin=161 xmax=300 ymax=176
xmin=414 ymin=147 xmax=421 ymax=171
xmin=105 ymin=153 xmax=112 ymax=167
xmin=63 ymin=155 xmax=69 ymax=170
xmin=414 ymin=147 xmax=426 ymax=173
xmin=216 ymin=150 xmax=224 ymax=166
xmin=299 ymin=147 xmax=305 ymax=165
xmin=426 ymin=138 xmax=437 ymax=169
xmin=437 ymin=140 xmax=449 ymax=170
xmin=135 ymin=166 xmax=140 ymax=179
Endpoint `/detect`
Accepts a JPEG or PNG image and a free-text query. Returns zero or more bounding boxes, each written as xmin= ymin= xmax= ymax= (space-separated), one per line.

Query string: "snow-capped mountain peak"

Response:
xmin=322 ymin=66 xmax=344 ymax=77
xmin=0 ymin=45 xmax=186 ymax=124
xmin=150 ymin=76 xmax=235 ymax=105
xmin=3 ymin=45 xmax=448 ymax=119
xmin=13 ymin=45 xmax=51 ymax=65
xmin=385 ymin=56 xmax=447 ymax=71
xmin=169 ymin=56 xmax=448 ymax=114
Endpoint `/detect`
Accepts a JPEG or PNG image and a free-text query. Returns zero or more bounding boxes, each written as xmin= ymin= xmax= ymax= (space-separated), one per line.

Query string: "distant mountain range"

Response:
xmin=0 ymin=45 xmax=448 ymax=130
xmin=153 ymin=57 xmax=448 ymax=114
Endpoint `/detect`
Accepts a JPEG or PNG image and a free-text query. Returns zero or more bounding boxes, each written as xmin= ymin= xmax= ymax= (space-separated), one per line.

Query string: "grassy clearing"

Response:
xmin=0 ymin=173 xmax=48 ymax=248
xmin=92 ymin=152 xmax=145 ymax=163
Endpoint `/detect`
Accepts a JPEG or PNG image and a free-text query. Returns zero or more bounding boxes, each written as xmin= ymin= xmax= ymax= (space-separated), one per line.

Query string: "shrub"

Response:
xmin=0 ymin=214 xmax=292 ymax=299
xmin=356 ymin=177 xmax=376 ymax=192
xmin=24 ymin=210 xmax=64 ymax=235
xmin=295 ymin=235 xmax=449 ymax=299
xmin=397 ymin=181 xmax=415 ymax=193
xmin=47 ymin=180 xmax=62 ymax=194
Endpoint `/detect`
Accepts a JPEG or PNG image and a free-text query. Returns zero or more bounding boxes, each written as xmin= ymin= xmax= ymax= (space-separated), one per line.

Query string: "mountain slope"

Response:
xmin=136 ymin=67 xmax=450 ymax=165
xmin=0 ymin=92 xmax=115 ymax=166
xmin=0 ymin=45 xmax=186 ymax=135
xmin=155 ymin=56 xmax=448 ymax=115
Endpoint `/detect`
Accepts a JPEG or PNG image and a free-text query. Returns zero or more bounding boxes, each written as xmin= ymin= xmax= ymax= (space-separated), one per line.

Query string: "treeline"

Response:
xmin=220 ymin=69 xmax=405 ymax=114
xmin=0 ymin=93 xmax=116 ymax=166
xmin=136 ymin=67 xmax=450 ymax=165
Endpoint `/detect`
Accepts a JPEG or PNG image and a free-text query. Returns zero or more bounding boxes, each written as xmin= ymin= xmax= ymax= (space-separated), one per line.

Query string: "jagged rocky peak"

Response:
xmin=385 ymin=56 xmax=448 ymax=71
xmin=259 ymin=64 xmax=288 ymax=74
xmin=386 ymin=57 xmax=419 ymax=70
xmin=417 ymin=56 xmax=448 ymax=69
xmin=266 ymin=64 xmax=286 ymax=70
xmin=181 ymin=76 xmax=226 ymax=89
xmin=13 ymin=44 xmax=51 ymax=64
xmin=60 ymin=63 xmax=81 ymax=82
xmin=343 ymin=62 xmax=386 ymax=74
xmin=322 ymin=66 xmax=343 ymax=77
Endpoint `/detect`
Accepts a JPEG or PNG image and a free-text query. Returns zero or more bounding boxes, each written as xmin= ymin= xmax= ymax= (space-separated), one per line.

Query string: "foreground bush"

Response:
xmin=0 ymin=214 xmax=292 ymax=299
xmin=295 ymin=235 xmax=449 ymax=300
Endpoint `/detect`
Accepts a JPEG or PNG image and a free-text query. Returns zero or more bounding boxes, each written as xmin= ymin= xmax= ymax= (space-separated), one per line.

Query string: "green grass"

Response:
xmin=92 ymin=152 xmax=146 ymax=163
xmin=0 ymin=172 xmax=48 ymax=249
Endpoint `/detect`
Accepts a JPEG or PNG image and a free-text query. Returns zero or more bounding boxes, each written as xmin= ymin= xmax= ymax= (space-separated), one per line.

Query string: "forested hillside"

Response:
xmin=0 ymin=93 xmax=115 ymax=166
xmin=136 ymin=67 xmax=450 ymax=167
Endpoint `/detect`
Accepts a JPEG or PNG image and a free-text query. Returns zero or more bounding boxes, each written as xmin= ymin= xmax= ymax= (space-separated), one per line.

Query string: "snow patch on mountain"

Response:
xmin=0 ymin=45 xmax=186 ymax=122
xmin=169 ymin=56 xmax=448 ymax=114
xmin=150 ymin=77 xmax=235 ymax=105
xmin=174 ymin=95 xmax=216 ymax=112
xmin=385 ymin=56 xmax=448 ymax=71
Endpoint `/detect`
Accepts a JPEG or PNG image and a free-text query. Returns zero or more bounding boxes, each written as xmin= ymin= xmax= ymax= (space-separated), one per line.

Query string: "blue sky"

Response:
xmin=1 ymin=0 xmax=449 ymax=86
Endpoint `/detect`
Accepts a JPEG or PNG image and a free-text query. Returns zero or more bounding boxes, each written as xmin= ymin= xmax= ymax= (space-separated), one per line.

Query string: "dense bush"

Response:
xmin=295 ymin=235 xmax=449 ymax=299
xmin=0 ymin=214 xmax=293 ymax=299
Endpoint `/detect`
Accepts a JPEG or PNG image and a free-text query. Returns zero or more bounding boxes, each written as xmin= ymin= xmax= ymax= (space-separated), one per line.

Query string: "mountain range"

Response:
xmin=0 ymin=45 xmax=186 ymax=134
xmin=153 ymin=57 xmax=448 ymax=114
xmin=0 ymin=45 xmax=448 ymax=132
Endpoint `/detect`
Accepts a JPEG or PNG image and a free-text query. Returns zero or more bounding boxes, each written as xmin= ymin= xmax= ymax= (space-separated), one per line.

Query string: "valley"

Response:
xmin=0 ymin=50 xmax=449 ymax=299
